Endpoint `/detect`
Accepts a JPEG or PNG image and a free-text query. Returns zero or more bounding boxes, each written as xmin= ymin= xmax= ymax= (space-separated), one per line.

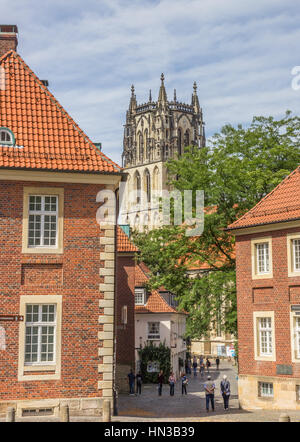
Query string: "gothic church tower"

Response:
xmin=120 ymin=74 xmax=205 ymax=229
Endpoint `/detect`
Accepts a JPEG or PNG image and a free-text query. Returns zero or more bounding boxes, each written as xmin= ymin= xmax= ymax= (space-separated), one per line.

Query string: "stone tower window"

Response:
xmin=178 ymin=128 xmax=182 ymax=156
xmin=184 ymin=129 xmax=190 ymax=147
xmin=144 ymin=169 xmax=151 ymax=203
xmin=134 ymin=171 xmax=141 ymax=204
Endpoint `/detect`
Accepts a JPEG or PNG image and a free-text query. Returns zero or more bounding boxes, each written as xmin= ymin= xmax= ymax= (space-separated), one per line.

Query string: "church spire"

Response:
xmin=174 ymin=88 xmax=177 ymax=102
xmin=158 ymin=73 xmax=167 ymax=104
xmin=191 ymin=81 xmax=200 ymax=113
xmin=129 ymin=84 xmax=137 ymax=113
xmin=149 ymin=89 xmax=152 ymax=102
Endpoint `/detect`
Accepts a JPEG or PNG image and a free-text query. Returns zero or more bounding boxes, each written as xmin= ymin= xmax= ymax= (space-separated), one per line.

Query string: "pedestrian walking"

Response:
xmin=128 ymin=369 xmax=135 ymax=395
xmin=216 ymin=357 xmax=220 ymax=370
xmin=192 ymin=357 xmax=198 ymax=377
xmin=181 ymin=372 xmax=188 ymax=395
xmin=136 ymin=372 xmax=142 ymax=395
xmin=204 ymin=375 xmax=215 ymax=412
xmin=206 ymin=357 xmax=211 ymax=374
xmin=158 ymin=370 xmax=164 ymax=396
xmin=220 ymin=374 xmax=231 ymax=410
xmin=199 ymin=361 xmax=204 ymax=377
xmin=169 ymin=372 xmax=176 ymax=396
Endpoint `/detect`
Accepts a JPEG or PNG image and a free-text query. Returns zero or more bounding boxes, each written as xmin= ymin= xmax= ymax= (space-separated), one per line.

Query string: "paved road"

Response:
xmin=115 ymin=361 xmax=300 ymax=422
xmin=2 ymin=362 xmax=300 ymax=421
xmin=117 ymin=361 xmax=239 ymax=420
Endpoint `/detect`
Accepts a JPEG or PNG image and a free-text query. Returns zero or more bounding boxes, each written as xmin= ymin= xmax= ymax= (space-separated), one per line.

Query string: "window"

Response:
xmin=259 ymin=382 xmax=273 ymax=398
xmin=291 ymin=311 xmax=300 ymax=362
xmin=251 ymin=238 xmax=272 ymax=279
xmin=18 ymin=295 xmax=62 ymax=381
xmin=293 ymin=240 xmax=300 ymax=271
xmin=258 ymin=317 xmax=273 ymax=356
xmin=148 ymin=322 xmax=160 ymax=340
xmin=178 ymin=128 xmax=182 ymax=155
xmin=28 ymin=195 xmax=58 ymax=247
xmin=0 ymin=127 xmax=14 ymax=146
xmin=296 ymin=385 xmax=300 ymax=402
xmin=287 ymin=234 xmax=300 ymax=277
xmin=134 ymin=172 xmax=141 ymax=205
xmin=22 ymin=187 xmax=64 ymax=254
xmin=256 ymin=243 xmax=269 ymax=274
xmin=254 ymin=311 xmax=275 ymax=361
xmin=144 ymin=169 xmax=151 ymax=203
xmin=295 ymin=317 xmax=300 ymax=358
xmin=121 ymin=305 xmax=127 ymax=325
xmin=135 ymin=288 xmax=146 ymax=305
xmin=25 ymin=304 xmax=56 ymax=364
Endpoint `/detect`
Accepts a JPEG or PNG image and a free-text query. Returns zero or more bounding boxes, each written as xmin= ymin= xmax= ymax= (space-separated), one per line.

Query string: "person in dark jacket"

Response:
xmin=181 ymin=372 xmax=188 ymax=395
xmin=158 ymin=370 xmax=164 ymax=396
xmin=220 ymin=374 xmax=231 ymax=410
xmin=216 ymin=357 xmax=220 ymax=370
xmin=136 ymin=372 xmax=142 ymax=395
xmin=204 ymin=375 xmax=215 ymax=412
xmin=128 ymin=369 xmax=135 ymax=395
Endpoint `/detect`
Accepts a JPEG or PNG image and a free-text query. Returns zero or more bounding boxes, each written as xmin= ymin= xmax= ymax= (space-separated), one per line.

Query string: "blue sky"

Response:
xmin=2 ymin=0 xmax=300 ymax=164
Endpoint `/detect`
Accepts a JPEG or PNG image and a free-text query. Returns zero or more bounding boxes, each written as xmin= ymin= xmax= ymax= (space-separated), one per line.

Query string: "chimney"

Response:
xmin=0 ymin=25 xmax=18 ymax=58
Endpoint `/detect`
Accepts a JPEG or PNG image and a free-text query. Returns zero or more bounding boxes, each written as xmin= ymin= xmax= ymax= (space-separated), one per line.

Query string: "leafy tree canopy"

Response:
xmin=133 ymin=112 xmax=300 ymax=338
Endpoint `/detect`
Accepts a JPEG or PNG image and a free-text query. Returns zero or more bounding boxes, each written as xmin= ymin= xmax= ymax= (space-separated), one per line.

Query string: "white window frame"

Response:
xmin=258 ymin=317 xmax=273 ymax=356
xmin=253 ymin=311 xmax=276 ymax=361
xmin=290 ymin=309 xmax=300 ymax=362
xmin=22 ymin=187 xmax=64 ymax=255
xmin=24 ymin=304 xmax=57 ymax=366
xmin=135 ymin=288 xmax=146 ymax=305
xmin=256 ymin=243 xmax=269 ymax=274
xmin=28 ymin=195 xmax=58 ymax=248
xmin=18 ymin=295 xmax=62 ymax=381
xmin=259 ymin=382 xmax=273 ymax=398
xmin=147 ymin=322 xmax=160 ymax=340
xmin=287 ymin=233 xmax=300 ymax=277
xmin=0 ymin=128 xmax=14 ymax=145
xmin=251 ymin=237 xmax=273 ymax=280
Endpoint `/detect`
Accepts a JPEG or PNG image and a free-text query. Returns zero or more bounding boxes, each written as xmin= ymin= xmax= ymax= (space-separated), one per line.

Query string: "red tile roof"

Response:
xmin=134 ymin=262 xmax=184 ymax=314
xmin=117 ymin=226 xmax=139 ymax=252
xmin=0 ymin=50 xmax=121 ymax=174
xmin=227 ymin=167 xmax=300 ymax=230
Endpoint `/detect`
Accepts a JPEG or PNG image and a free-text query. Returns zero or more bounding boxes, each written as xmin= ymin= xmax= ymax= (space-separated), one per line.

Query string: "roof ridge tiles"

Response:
xmin=228 ymin=166 xmax=300 ymax=230
xmin=0 ymin=50 xmax=122 ymax=174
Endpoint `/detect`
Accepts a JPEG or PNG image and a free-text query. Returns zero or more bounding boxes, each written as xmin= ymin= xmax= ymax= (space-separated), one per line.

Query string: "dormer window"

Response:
xmin=135 ymin=287 xmax=146 ymax=305
xmin=0 ymin=128 xmax=15 ymax=146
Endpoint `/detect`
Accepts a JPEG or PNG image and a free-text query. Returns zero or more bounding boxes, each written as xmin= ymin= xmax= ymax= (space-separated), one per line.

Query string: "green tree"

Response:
xmin=138 ymin=342 xmax=171 ymax=383
xmin=133 ymin=112 xmax=300 ymax=339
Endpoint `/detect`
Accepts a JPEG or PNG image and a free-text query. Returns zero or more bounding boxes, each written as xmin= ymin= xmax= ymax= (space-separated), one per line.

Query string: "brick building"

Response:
xmin=227 ymin=166 xmax=300 ymax=409
xmin=0 ymin=26 xmax=123 ymax=417
xmin=134 ymin=262 xmax=187 ymax=379
xmin=115 ymin=226 xmax=138 ymax=392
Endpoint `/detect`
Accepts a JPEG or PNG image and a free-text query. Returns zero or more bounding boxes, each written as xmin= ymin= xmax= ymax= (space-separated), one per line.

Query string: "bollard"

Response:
xmin=102 ymin=399 xmax=111 ymax=422
xmin=279 ymin=413 xmax=290 ymax=422
xmin=6 ymin=407 xmax=16 ymax=422
xmin=60 ymin=404 xmax=70 ymax=422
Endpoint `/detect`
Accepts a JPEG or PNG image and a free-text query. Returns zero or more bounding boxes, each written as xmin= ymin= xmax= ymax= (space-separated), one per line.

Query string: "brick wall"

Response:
xmin=236 ymin=226 xmax=300 ymax=379
xmin=115 ymin=254 xmax=136 ymax=391
xmin=0 ymin=26 xmax=18 ymax=58
xmin=0 ymin=180 xmax=106 ymax=403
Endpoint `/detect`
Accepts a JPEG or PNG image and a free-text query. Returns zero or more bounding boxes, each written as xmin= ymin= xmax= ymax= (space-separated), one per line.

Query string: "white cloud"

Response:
xmin=1 ymin=0 xmax=300 ymax=163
